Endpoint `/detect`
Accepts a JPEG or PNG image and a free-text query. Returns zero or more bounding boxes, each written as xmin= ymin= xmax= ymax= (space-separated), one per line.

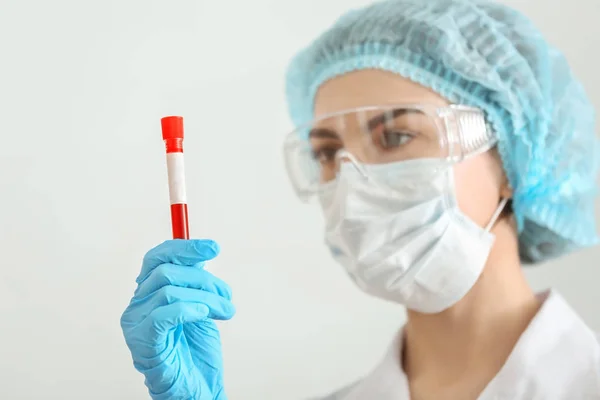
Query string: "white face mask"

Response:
xmin=320 ymin=159 xmax=507 ymax=314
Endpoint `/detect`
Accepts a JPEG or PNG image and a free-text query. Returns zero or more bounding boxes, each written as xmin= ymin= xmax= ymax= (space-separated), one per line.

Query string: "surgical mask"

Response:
xmin=319 ymin=158 xmax=507 ymax=313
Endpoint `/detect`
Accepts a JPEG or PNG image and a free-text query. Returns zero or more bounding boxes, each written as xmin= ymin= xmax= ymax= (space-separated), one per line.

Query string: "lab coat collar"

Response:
xmin=479 ymin=290 xmax=600 ymax=399
xmin=346 ymin=290 xmax=600 ymax=400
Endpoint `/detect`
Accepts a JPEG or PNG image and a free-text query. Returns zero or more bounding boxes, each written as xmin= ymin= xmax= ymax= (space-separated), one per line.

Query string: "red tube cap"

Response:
xmin=161 ymin=116 xmax=184 ymax=140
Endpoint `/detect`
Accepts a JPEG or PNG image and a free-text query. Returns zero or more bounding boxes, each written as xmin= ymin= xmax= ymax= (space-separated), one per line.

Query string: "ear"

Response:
xmin=491 ymin=147 xmax=513 ymax=200
xmin=500 ymin=177 xmax=513 ymax=200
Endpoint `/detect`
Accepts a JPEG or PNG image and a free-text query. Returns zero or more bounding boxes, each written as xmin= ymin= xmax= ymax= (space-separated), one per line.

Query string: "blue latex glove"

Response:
xmin=121 ymin=239 xmax=235 ymax=400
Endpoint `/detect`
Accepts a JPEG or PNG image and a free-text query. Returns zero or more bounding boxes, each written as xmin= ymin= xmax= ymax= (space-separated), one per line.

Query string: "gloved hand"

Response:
xmin=120 ymin=239 xmax=235 ymax=400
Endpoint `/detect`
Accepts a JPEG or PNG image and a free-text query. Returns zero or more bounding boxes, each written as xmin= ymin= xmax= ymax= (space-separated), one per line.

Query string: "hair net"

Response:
xmin=285 ymin=0 xmax=600 ymax=264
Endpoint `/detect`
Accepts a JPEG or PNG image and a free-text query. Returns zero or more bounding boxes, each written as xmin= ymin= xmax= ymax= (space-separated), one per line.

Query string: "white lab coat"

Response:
xmin=317 ymin=290 xmax=600 ymax=399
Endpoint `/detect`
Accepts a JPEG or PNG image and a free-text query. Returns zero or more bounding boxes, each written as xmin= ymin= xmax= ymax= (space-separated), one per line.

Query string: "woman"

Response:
xmin=120 ymin=0 xmax=600 ymax=399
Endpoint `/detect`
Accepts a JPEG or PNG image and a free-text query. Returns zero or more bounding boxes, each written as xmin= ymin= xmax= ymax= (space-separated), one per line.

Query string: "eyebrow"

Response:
xmin=366 ymin=108 xmax=424 ymax=131
xmin=308 ymin=128 xmax=340 ymax=139
xmin=308 ymin=108 xmax=425 ymax=139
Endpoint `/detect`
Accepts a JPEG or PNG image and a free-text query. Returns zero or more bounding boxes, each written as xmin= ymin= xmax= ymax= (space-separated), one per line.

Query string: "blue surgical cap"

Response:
xmin=285 ymin=0 xmax=600 ymax=263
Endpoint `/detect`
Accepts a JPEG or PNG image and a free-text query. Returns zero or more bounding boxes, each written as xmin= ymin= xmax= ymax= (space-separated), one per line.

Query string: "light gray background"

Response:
xmin=0 ymin=0 xmax=598 ymax=399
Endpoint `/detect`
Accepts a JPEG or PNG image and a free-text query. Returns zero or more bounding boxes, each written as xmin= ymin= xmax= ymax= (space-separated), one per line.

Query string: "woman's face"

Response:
xmin=312 ymin=69 xmax=510 ymax=229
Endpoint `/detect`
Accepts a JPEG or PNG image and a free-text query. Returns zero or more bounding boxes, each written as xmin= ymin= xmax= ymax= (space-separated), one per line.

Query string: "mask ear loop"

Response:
xmin=485 ymin=197 xmax=509 ymax=232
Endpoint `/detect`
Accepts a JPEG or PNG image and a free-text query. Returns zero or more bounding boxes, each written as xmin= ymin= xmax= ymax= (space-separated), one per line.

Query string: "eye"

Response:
xmin=378 ymin=130 xmax=415 ymax=149
xmin=311 ymin=146 xmax=339 ymax=165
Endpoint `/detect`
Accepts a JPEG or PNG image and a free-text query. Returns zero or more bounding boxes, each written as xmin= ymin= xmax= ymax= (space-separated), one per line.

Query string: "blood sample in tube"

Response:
xmin=161 ymin=116 xmax=190 ymax=239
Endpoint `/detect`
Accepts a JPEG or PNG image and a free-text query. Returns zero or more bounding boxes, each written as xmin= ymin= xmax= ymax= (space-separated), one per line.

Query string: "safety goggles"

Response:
xmin=283 ymin=104 xmax=497 ymax=202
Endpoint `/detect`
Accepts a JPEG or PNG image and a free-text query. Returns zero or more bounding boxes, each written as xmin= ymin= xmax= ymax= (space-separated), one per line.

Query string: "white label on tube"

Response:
xmin=166 ymin=153 xmax=187 ymax=204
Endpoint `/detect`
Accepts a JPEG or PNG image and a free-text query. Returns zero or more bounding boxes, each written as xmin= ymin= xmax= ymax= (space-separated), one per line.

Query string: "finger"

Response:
xmin=138 ymin=286 xmax=236 ymax=321
xmin=137 ymin=239 xmax=220 ymax=283
xmin=134 ymin=263 xmax=232 ymax=301
xmin=142 ymin=302 xmax=211 ymax=342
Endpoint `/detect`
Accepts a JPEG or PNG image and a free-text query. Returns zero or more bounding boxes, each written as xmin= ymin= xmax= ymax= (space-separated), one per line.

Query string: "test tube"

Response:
xmin=161 ymin=116 xmax=190 ymax=239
